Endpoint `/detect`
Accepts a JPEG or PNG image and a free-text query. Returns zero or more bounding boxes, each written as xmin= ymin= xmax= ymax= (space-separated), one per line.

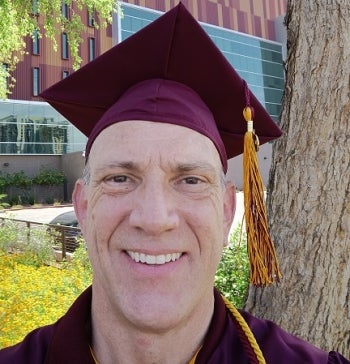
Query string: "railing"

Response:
xmin=0 ymin=217 xmax=81 ymax=259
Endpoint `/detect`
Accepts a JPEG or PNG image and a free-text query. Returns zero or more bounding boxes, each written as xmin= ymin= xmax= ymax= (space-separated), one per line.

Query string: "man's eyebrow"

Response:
xmin=172 ymin=162 xmax=217 ymax=173
xmin=94 ymin=161 xmax=140 ymax=173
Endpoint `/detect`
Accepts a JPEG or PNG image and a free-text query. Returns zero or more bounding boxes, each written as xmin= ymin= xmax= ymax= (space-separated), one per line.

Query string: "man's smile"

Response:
xmin=126 ymin=251 xmax=183 ymax=265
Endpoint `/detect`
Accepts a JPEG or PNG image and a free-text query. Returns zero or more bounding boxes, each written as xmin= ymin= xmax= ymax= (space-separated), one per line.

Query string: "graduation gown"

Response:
xmin=0 ymin=286 xmax=348 ymax=364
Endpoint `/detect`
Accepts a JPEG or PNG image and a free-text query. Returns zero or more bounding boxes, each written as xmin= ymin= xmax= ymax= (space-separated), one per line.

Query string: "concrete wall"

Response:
xmin=61 ymin=151 xmax=85 ymax=201
xmin=0 ymin=155 xmax=62 ymax=177
xmin=0 ymin=153 xmax=84 ymax=203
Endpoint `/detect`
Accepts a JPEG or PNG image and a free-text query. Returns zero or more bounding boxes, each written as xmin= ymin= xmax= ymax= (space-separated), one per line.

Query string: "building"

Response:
xmin=0 ymin=0 xmax=287 ymax=195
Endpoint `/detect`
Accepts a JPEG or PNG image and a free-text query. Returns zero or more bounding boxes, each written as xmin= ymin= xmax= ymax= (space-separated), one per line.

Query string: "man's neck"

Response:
xmin=89 ymin=287 xmax=214 ymax=364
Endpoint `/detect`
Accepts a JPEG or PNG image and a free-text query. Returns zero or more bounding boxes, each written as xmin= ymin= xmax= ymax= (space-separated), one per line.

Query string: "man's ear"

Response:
xmin=73 ymin=178 xmax=88 ymax=235
xmin=223 ymin=182 xmax=236 ymax=245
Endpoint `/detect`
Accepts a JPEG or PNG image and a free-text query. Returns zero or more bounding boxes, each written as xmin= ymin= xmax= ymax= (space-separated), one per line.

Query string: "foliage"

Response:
xmin=72 ymin=237 xmax=92 ymax=274
xmin=32 ymin=168 xmax=65 ymax=186
xmin=0 ymin=219 xmax=54 ymax=267
xmin=0 ymin=252 xmax=92 ymax=348
xmin=0 ymin=0 xmax=121 ymax=98
xmin=0 ymin=220 xmax=249 ymax=348
xmin=0 ymin=171 xmax=32 ymax=192
xmin=0 ymin=218 xmax=92 ymax=348
xmin=0 ymin=169 xmax=65 ymax=204
xmin=215 ymin=225 xmax=250 ymax=308
xmin=0 ymin=194 xmax=10 ymax=209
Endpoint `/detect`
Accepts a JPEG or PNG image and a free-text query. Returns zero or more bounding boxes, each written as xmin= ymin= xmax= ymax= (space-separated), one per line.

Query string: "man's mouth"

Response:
xmin=126 ymin=251 xmax=182 ymax=265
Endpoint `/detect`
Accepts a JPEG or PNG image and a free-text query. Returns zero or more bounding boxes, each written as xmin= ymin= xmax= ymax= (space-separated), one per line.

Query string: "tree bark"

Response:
xmin=245 ymin=0 xmax=350 ymax=357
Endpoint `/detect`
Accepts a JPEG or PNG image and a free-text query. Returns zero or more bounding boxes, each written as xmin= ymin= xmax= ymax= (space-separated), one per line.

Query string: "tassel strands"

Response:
xmin=242 ymin=81 xmax=282 ymax=286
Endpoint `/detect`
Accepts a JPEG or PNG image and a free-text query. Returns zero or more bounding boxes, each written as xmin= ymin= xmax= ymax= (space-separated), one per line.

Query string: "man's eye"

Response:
xmin=183 ymin=176 xmax=201 ymax=184
xmin=109 ymin=175 xmax=128 ymax=183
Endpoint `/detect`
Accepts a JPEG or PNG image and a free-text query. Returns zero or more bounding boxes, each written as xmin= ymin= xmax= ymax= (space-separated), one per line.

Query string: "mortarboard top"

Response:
xmin=41 ymin=2 xmax=283 ymax=287
xmin=40 ymin=2 xmax=282 ymax=173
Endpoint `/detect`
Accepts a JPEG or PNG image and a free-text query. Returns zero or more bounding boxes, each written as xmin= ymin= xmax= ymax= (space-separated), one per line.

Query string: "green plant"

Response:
xmin=0 ymin=171 xmax=32 ymax=191
xmin=8 ymin=171 xmax=32 ymax=188
xmin=32 ymin=168 xmax=65 ymax=186
xmin=0 ymin=218 xmax=20 ymax=252
xmin=214 ymin=225 xmax=250 ymax=308
xmin=0 ymin=194 xmax=10 ymax=209
xmin=0 ymin=219 xmax=54 ymax=267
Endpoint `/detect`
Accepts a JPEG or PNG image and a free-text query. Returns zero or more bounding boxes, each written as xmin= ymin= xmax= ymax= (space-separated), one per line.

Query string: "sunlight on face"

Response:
xmin=74 ymin=120 xmax=235 ymax=333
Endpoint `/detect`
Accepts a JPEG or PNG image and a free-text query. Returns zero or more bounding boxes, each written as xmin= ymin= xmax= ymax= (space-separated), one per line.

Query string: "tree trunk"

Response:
xmin=245 ymin=0 xmax=350 ymax=357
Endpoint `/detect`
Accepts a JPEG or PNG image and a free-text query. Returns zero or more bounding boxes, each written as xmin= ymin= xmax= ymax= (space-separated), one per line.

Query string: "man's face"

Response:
xmin=74 ymin=120 xmax=235 ymax=332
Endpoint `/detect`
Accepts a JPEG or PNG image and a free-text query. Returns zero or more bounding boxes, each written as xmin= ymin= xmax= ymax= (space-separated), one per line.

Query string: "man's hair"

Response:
xmin=82 ymin=161 xmax=90 ymax=185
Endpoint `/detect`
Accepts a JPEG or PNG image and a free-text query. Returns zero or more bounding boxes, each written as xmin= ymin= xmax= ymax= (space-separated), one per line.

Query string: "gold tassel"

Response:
xmin=243 ymin=105 xmax=282 ymax=286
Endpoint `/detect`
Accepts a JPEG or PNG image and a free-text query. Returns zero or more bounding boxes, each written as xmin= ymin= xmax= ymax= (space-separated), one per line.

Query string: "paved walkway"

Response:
xmin=0 ymin=205 xmax=74 ymax=224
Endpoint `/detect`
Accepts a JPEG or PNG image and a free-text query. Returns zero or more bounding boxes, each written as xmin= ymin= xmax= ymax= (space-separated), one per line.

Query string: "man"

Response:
xmin=0 ymin=3 xmax=348 ymax=363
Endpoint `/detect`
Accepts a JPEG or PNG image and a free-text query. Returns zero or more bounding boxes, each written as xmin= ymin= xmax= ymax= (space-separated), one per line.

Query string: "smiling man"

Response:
xmin=0 ymin=3 xmax=349 ymax=364
xmin=74 ymin=119 xmax=235 ymax=363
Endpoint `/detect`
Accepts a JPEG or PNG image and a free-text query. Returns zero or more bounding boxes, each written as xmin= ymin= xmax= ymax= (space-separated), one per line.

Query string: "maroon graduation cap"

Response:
xmin=40 ymin=2 xmax=282 ymax=286
xmin=40 ymin=2 xmax=281 ymax=172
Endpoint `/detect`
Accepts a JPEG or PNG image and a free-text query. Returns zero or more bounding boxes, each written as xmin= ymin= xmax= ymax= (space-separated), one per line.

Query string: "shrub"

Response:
xmin=32 ymin=168 xmax=65 ymax=186
xmin=0 ymin=194 xmax=10 ymax=209
xmin=0 ymin=169 xmax=66 ymax=206
xmin=0 ymin=219 xmax=54 ymax=267
xmin=214 ymin=225 xmax=250 ymax=308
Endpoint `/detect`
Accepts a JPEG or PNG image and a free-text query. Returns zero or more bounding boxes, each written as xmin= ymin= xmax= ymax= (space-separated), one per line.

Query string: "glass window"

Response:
xmin=0 ymin=100 xmax=87 ymax=155
xmin=119 ymin=4 xmax=285 ymax=123
xmin=62 ymin=1 xmax=69 ymax=19
xmin=62 ymin=33 xmax=69 ymax=59
xmin=1 ymin=64 xmax=9 ymax=94
xmin=33 ymin=67 xmax=40 ymax=96
xmin=32 ymin=0 xmax=39 ymax=15
xmin=89 ymin=38 xmax=95 ymax=61
xmin=32 ymin=29 xmax=40 ymax=55
xmin=88 ymin=11 xmax=95 ymax=27
xmin=62 ymin=70 xmax=69 ymax=79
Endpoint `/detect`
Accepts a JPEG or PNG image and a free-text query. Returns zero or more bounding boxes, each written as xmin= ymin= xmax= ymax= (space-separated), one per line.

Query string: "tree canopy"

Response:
xmin=0 ymin=0 xmax=120 ymax=98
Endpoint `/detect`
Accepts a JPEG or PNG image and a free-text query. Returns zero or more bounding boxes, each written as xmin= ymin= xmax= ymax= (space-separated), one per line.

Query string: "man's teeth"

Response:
xmin=127 ymin=251 xmax=182 ymax=265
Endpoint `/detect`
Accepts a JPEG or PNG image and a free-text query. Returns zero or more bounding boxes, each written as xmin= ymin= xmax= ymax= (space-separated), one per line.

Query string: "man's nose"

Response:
xmin=129 ymin=182 xmax=180 ymax=235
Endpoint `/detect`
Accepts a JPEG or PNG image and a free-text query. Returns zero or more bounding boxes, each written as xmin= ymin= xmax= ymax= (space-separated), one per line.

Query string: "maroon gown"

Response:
xmin=0 ymin=286 xmax=348 ymax=363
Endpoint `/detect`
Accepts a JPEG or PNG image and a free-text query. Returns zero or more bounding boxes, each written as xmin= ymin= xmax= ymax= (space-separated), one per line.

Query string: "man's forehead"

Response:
xmin=91 ymin=119 xmax=221 ymax=151
xmin=89 ymin=120 xmax=223 ymax=170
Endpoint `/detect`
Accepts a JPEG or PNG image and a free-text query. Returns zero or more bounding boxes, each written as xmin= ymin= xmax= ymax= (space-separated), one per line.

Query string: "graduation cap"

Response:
xmin=40 ymin=2 xmax=282 ymax=286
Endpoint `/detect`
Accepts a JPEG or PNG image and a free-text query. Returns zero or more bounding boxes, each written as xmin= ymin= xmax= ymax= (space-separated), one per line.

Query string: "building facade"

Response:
xmin=0 ymin=0 xmax=287 ymax=189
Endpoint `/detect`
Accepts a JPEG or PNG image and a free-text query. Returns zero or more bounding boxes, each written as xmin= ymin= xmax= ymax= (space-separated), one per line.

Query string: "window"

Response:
xmin=62 ymin=70 xmax=69 ymax=79
xmin=32 ymin=0 xmax=39 ymax=15
xmin=89 ymin=37 xmax=95 ymax=61
xmin=33 ymin=67 xmax=40 ymax=96
xmin=2 ymin=63 xmax=9 ymax=91
xmin=62 ymin=1 xmax=69 ymax=19
xmin=62 ymin=33 xmax=69 ymax=59
xmin=88 ymin=11 xmax=95 ymax=27
xmin=32 ymin=29 xmax=40 ymax=55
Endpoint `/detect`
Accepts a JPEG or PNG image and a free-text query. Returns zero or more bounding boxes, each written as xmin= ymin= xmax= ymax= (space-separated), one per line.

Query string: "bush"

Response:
xmin=0 ymin=194 xmax=10 ymax=209
xmin=32 ymin=168 xmax=65 ymax=186
xmin=0 ymin=169 xmax=66 ymax=206
xmin=0 ymin=219 xmax=54 ymax=267
xmin=214 ymin=225 xmax=250 ymax=308
xmin=0 ymin=172 xmax=32 ymax=193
